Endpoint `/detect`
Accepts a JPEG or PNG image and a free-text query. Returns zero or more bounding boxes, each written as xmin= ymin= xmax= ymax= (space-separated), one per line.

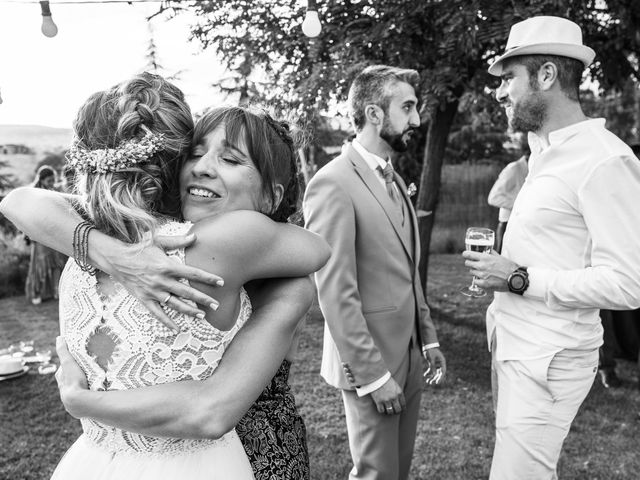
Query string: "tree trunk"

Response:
xmin=416 ymin=98 xmax=459 ymax=294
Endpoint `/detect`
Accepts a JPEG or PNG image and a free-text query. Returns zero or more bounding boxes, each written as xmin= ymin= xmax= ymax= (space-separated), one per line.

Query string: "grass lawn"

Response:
xmin=1 ymin=254 xmax=639 ymax=479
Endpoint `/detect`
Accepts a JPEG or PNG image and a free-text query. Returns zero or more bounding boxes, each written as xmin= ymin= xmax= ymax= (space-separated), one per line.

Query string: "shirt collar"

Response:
xmin=528 ymin=118 xmax=606 ymax=155
xmin=352 ymin=139 xmax=389 ymax=171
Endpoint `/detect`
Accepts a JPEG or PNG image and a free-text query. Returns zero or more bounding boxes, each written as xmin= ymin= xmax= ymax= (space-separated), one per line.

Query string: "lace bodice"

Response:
xmin=58 ymin=221 xmax=252 ymax=456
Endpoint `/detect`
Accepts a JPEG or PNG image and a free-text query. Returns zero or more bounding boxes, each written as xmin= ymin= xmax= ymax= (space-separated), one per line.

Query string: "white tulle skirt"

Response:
xmin=50 ymin=432 xmax=254 ymax=480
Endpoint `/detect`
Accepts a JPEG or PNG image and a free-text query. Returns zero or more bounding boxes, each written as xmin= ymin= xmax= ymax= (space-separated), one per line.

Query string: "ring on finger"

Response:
xmin=386 ymin=406 xmax=393 ymax=413
xmin=160 ymin=293 xmax=172 ymax=307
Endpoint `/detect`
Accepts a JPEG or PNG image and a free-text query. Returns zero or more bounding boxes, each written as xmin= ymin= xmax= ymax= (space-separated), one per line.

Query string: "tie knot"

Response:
xmin=379 ymin=163 xmax=394 ymax=184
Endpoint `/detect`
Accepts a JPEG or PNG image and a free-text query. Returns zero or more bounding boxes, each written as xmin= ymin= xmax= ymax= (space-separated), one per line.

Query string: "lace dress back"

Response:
xmin=52 ymin=221 xmax=254 ymax=479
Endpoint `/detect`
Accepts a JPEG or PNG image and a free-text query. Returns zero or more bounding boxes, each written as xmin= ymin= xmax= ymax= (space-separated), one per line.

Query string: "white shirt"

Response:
xmin=488 ymin=118 xmax=640 ymax=361
xmin=487 ymin=156 xmax=529 ymax=222
xmin=352 ymin=139 xmax=392 ymax=188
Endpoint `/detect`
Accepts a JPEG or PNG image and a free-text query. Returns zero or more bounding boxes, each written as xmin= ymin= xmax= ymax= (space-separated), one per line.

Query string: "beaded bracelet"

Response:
xmin=73 ymin=220 xmax=97 ymax=275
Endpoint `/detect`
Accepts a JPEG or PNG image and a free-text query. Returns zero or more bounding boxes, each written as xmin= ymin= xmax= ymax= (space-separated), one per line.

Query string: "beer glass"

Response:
xmin=460 ymin=227 xmax=494 ymax=298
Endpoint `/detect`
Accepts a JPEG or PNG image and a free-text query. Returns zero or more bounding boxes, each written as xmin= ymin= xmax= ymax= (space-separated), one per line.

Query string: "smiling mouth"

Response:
xmin=188 ymin=187 xmax=220 ymax=199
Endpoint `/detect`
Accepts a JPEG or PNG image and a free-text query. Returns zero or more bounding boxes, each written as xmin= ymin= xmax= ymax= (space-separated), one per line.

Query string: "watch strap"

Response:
xmin=507 ymin=266 xmax=529 ymax=295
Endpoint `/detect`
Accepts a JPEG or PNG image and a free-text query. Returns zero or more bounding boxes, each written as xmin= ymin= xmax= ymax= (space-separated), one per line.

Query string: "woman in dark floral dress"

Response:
xmin=237 ymin=358 xmax=310 ymax=480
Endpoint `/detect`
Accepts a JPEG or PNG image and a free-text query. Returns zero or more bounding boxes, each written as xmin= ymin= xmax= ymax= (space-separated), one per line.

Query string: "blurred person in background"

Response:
xmin=24 ymin=165 xmax=66 ymax=305
xmin=487 ymin=134 xmax=529 ymax=253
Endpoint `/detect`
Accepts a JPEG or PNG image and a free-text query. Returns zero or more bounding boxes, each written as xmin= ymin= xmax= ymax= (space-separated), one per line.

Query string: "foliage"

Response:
xmin=445 ymin=91 xmax=512 ymax=165
xmin=583 ymin=77 xmax=640 ymax=145
xmin=0 ymin=160 xmax=17 ymax=193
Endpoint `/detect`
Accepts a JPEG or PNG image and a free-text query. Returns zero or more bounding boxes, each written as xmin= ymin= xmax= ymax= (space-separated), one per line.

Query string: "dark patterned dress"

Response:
xmin=236 ymin=360 xmax=310 ymax=480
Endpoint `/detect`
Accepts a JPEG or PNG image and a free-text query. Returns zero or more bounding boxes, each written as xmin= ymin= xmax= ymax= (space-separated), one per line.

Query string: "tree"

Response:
xmin=164 ymin=0 xmax=640 ymax=290
xmin=0 ymin=159 xmax=16 ymax=192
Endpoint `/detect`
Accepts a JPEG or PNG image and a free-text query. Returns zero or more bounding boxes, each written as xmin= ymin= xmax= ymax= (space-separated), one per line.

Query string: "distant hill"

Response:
xmin=0 ymin=125 xmax=72 ymax=188
xmin=0 ymin=124 xmax=72 ymax=151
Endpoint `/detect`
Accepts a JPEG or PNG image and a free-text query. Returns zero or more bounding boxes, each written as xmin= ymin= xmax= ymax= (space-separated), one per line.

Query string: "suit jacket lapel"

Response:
xmin=394 ymin=173 xmax=420 ymax=266
xmin=345 ymin=145 xmax=413 ymax=261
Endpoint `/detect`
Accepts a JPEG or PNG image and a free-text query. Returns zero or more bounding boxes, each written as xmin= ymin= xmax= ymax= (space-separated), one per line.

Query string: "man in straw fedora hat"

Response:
xmin=463 ymin=15 xmax=640 ymax=479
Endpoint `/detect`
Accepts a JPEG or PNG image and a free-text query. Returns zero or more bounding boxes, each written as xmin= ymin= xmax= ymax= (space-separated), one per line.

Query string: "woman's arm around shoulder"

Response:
xmin=188 ymin=210 xmax=330 ymax=285
xmin=0 ymin=187 xmax=80 ymax=257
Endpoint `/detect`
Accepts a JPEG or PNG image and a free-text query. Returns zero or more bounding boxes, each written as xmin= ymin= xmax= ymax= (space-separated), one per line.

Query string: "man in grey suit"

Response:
xmin=303 ymin=65 xmax=447 ymax=480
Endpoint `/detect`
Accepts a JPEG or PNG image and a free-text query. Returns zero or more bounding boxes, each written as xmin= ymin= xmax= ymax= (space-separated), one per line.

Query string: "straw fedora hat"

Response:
xmin=488 ymin=16 xmax=595 ymax=76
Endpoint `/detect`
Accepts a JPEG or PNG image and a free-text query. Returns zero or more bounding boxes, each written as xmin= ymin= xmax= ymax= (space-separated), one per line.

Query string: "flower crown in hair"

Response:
xmin=66 ymin=127 xmax=166 ymax=174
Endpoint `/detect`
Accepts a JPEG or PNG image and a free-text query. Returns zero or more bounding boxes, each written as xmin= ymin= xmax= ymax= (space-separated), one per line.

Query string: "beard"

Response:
xmin=380 ymin=119 xmax=415 ymax=153
xmin=508 ymin=90 xmax=547 ymax=133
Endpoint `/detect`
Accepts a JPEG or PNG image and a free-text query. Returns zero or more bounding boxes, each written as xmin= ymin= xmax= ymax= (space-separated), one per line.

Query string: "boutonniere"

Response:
xmin=407 ymin=183 xmax=417 ymax=198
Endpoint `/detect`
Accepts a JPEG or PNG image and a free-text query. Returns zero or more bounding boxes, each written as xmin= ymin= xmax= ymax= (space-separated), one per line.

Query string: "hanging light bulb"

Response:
xmin=302 ymin=0 xmax=322 ymax=38
xmin=40 ymin=1 xmax=58 ymax=38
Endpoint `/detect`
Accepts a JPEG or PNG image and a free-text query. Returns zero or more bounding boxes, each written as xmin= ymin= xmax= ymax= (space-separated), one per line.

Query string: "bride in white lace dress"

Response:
xmin=32 ymin=74 xmax=329 ymax=480
xmin=55 ymin=221 xmax=255 ymax=479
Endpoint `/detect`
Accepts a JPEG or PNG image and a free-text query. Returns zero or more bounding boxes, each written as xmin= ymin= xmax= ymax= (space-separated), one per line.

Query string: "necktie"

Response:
xmin=378 ymin=163 xmax=405 ymax=222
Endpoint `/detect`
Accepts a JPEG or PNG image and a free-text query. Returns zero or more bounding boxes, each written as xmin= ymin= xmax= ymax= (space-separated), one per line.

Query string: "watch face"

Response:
xmin=511 ymin=274 xmax=525 ymax=290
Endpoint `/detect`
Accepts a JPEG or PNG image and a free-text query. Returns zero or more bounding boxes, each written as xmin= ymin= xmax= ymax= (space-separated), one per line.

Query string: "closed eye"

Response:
xmin=222 ymin=156 xmax=241 ymax=165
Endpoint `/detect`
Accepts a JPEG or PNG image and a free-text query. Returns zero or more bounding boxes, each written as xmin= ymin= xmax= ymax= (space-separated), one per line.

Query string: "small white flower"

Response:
xmin=407 ymin=183 xmax=417 ymax=198
xmin=66 ymin=131 xmax=165 ymax=174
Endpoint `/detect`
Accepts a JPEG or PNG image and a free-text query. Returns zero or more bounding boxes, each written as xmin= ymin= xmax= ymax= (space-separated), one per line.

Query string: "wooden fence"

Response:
xmin=430 ymin=162 xmax=502 ymax=253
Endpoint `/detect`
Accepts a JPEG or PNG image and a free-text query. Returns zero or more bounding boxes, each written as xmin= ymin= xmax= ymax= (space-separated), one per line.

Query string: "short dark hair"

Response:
xmin=511 ymin=55 xmax=584 ymax=101
xmin=348 ymin=65 xmax=420 ymax=132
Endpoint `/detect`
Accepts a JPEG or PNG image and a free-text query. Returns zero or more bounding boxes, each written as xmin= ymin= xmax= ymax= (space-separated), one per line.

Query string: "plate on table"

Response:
xmin=0 ymin=366 xmax=30 ymax=382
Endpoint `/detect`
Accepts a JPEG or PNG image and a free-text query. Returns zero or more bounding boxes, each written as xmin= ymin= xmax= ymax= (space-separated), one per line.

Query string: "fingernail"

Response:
xmin=196 ymin=312 xmax=205 ymax=319
xmin=210 ymin=302 xmax=219 ymax=311
xmin=216 ymin=279 xmax=224 ymax=287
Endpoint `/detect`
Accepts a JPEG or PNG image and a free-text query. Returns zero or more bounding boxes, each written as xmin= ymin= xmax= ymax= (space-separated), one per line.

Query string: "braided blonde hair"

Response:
xmin=71 ymin=73 xmax=193 ymax=243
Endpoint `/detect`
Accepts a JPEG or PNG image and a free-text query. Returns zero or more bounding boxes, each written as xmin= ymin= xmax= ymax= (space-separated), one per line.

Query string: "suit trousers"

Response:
xmin=490 ymin=346 xmax=598 ymax=480
xmin=341 ymin=340 xmax=423 ymax=480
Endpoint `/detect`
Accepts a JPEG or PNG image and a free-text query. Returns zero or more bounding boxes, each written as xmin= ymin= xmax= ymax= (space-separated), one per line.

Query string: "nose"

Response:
xmin=495 ymin=81 xmax=507 ymax=104
xmin=190 ymin=152 xmax=219 ymax=178
xmin=409 ymin=109 xmax=420 ymax=128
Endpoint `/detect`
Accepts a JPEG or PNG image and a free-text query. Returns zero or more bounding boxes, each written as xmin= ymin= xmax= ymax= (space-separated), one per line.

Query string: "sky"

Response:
xmin=0 ymin=0 xmax=231 ymax=129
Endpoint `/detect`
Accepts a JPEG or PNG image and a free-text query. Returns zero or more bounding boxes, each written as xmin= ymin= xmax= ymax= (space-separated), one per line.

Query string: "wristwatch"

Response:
xmin=507 ymin=266 xmax=529 ymax=295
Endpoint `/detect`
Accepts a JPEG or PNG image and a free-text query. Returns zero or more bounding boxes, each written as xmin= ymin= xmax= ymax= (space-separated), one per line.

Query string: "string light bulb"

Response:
xmin=302 ymin=0 xmax=321 ymax=38
xmin=40 ymin=1 xmax=58 ymax=38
